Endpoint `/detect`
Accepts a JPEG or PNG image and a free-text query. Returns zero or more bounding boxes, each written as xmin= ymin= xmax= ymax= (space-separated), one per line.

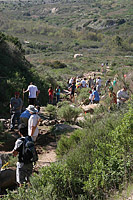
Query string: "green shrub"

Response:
xmin=57 ymin=104 xmax=81 ymax=123
xmin=56 ymin=129 xmax=85 ymax=157
xmin=77 ymin=88 xmax=90 ymax=104
xmin=45 ymin=104 xmax=57 ymax=119
xmin=3 ymin=101 xmax=133 ymax=200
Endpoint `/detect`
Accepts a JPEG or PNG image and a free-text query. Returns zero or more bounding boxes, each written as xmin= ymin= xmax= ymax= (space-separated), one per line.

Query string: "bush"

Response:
xmin=77 ymin=88 xmax=90 ymax=104
xmin=3 ymin=103 xmax=133 ymax=200
xmin=57 ymin=104 xmax=81 ymax=123
xmin=56 ymin=129 xmax=85 ymax=157
xmin=45 ymin=104 xmax=57 ymax=119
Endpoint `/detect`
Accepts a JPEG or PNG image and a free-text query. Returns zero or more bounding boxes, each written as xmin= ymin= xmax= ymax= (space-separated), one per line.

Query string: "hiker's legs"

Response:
xmin=10 ymin=113 xmax=16 ymax=130
xmin=28 ymin=98 xmax=36 ymax=106
xmin=56 ymin=95 xmax=60 ymax=103
xmin=31 ymin=135 xmax=37 ymax=142
xmin=16 ymin=113 xmax=21 ymax=127
xmin=49 ymin=95 xmax=53 ymax=104
xmin=16 ymin=162 xmax=33 ymax=186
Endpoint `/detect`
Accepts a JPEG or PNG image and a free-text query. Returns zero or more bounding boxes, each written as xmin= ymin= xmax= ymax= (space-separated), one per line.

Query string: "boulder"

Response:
xmin=81 ymin=104 xmax=99 ymax=114
xmin=54 ymin=124 xmax=82 ymax=132
xmin=0 ymin=168 xmax=16 ymax=189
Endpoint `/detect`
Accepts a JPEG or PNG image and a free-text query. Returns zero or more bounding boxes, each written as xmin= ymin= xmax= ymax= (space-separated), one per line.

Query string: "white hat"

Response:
xmin=26 ymin=105 xmax=38 ymax=113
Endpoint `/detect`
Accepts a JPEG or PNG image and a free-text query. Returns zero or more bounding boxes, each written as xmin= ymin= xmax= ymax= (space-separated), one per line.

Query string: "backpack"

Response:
xmin=21 ymin=136 xmax=38 ymax=164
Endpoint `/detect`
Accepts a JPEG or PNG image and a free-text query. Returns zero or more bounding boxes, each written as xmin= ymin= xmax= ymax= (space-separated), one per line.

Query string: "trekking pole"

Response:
xmin=1 ymin=162 xmax=10 ymax=169
xmin=23 ymin=88 xmax=25 ymax=102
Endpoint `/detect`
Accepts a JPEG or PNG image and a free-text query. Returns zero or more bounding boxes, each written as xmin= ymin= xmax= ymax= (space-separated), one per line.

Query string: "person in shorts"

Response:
xmin=12 ymin=124 xmax=33 ymax=187
xmin=23 ymin=82 xmax=39 ymax=106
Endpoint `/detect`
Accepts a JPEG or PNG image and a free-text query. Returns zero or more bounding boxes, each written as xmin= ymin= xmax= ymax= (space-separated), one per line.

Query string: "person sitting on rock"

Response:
xmin=117 ymin=86 xmax=129 ymax=108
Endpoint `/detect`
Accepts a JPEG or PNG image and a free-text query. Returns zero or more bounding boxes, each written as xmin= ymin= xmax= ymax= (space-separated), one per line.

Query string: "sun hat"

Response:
xmin=26 ymin=105 xmax=38 ymax=113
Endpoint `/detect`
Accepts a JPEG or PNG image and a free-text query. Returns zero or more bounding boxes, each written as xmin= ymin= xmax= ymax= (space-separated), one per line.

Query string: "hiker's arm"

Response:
xmin=31 ymin=117 xmax=41 ymax=136
xmin=31 ymin=126 xmax=36 ymax=137
xmin=23 ymin=89 xmax=29 ymax=93
xmin=12 ymin=150 xmax=18 ymax=157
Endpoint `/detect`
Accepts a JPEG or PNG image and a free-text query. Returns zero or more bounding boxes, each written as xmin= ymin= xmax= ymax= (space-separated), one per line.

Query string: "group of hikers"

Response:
xmin=2 ymin=72 xmax=129 ymax=190
xmin=48 ymin=86 xmax=61 ymax=104
xmin=67 ymin=75 xmax=129 ymax=108
xmin=9 ymin=82 xmax=41 ymax=187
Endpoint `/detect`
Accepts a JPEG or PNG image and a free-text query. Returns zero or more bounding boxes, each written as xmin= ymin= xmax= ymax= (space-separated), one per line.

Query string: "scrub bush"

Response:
xmin=57 ymin=104 xmax=81 ymax=123
xmin=3 ymin=103 xmax=133 ymax=200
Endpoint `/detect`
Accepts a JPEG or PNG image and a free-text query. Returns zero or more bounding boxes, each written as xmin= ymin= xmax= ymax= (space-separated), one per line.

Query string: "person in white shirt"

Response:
xmin=23 ymin=82 xmax=39 ymax=106
xmin=117 ymin=86 xmax=129 ymax=108
xmin=27 ymin=105 xmax=41 ymax=142
xmin=96 ymin=77 xmax=102 ymax=87
xmin=81 ymin=78 xmax=87 ymax=88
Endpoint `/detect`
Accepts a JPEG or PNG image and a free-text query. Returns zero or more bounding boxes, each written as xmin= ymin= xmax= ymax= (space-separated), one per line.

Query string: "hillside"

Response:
xmin=0 ymin=33 xmax=49 ymax=114
xmin=0 ymin=0 xmax=132 ymax=82
xmin=0 ymin=0 xmax=133 ymax=199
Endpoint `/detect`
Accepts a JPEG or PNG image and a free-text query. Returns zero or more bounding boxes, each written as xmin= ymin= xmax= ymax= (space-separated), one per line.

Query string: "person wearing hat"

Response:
xmin=10 ymin=92 xmax=23 ymax=131
xmin=117 ymin=86 xmax=129 ymax=108
xmin=20 ymin=106 xmax=32 ymax=128
xmin=28 ymin=105 xmax=41 ymax=142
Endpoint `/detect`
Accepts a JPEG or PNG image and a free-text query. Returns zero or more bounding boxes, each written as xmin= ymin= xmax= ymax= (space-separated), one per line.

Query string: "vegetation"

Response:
xmin=0 ymin=0 xmax=133 ymax=199
xmin=57 ymin=104 xmax=81 ymax=123
xmin=3 ymin=101 xmax=133 ymax=199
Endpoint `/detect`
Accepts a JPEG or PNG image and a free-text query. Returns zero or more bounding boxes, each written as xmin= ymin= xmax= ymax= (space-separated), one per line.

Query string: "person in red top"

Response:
xmin=48 ymin=86 xmax=53 ymax=104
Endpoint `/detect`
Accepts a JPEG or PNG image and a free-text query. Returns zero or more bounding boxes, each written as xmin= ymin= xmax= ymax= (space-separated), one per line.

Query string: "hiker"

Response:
xmin=56 ymin=86 xmax=60 ymax=103
xmin=96 ymin=77 xmax=102 ymax=88
xmin=96 ymin=82 xmax=101 ymax=94
xmin=12 ymin=124 xmax=34 ymax=187
xmin=92 ymin=86 xmax=100 ymax=104
xmin=28 ymin=105 xmax=41 ymax=142
xmin=48 ymin=86 xmax=53 ymax=104
xmin=108 ymin=86 xmax=117 ymax=105
xmin=113 ymin=78 xmax=117 ymax=87
xmin=10 ymin=92 xmax=23 ymax=131
xmin=69 ymin=77 xmax=74 ymax=86
xmin=89 ymin=90 xmax=93 ymax=104
xmin=104 ymin=78 xmax=111 ymax=92
xmin=20 ymin=106 xmax=32 ymax=134
xmin=88 ymin=77 xmax=93 ymax=88
xmin=69 ymin=82 xmax=76 ymax=102
xmin=81 ymin=78 xmax=87 ymax=88
xmin=117 ymin=86 xmax=129 ymax=108
xmin=23 ymin=82 xmax=39 ymax=106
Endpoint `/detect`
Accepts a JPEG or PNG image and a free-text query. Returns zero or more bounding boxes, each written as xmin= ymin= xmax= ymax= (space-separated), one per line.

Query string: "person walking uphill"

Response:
xmin=23 ymin=82 xmax=39 ymax=106
xmin=48 ymin=86 xmax=53 ymax=104
xmin=56 ymin=86 xmax=60 ymax=103
xmin=28 ymin=105 xmax=41 ymax=142
xmin=12 ymin=124 xmax=35 ymax=187
xmin=10 ymin=92 xmax=23 ymax=131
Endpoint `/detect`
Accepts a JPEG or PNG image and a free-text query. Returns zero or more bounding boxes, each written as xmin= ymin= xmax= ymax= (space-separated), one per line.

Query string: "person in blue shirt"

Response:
xmin=20 ymin=106 xmax=32 ymax=128
xmin=56 ymin=86 xmax=61 ymax=103
xmin=92 ymin=86 xmax=100 ymax=104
